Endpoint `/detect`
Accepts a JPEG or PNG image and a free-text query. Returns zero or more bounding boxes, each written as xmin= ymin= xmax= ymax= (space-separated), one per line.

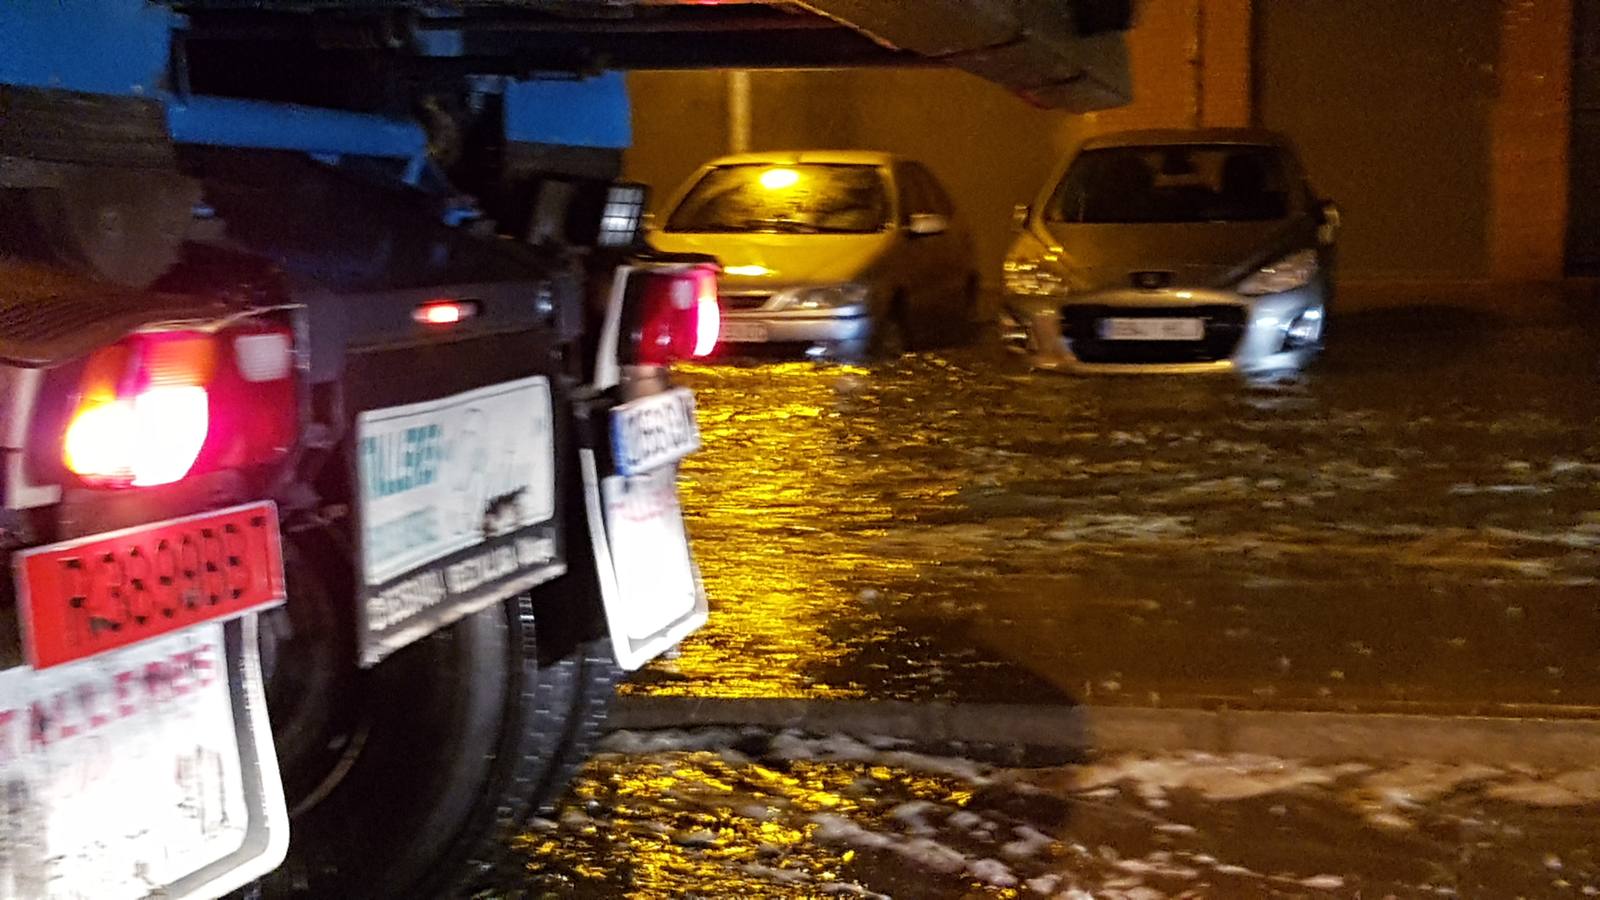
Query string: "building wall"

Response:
xmin=626 ymin=0 xmax=1571 ymax=285
xmin=626 ymin=2 xmax=1231 ymax=288
xmin=1492 ymin=0 xmax=1572 ymax=278
xmin=1257 ymin=1 xmax=1501 ymax=280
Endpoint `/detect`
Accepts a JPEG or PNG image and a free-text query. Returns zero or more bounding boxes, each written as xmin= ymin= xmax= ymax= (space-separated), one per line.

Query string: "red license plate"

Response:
xmin=14 ymin=501 xmax=286 ymax=669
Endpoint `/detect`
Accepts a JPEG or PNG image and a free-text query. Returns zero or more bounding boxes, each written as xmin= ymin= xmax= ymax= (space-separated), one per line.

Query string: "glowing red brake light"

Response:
xmin=64 ymin=385 xmax=211 ymax=487
xmin=635 ymin=266 xmax=721 ymax=366
xmin=62 ymin=324 xmax=298 ymax=489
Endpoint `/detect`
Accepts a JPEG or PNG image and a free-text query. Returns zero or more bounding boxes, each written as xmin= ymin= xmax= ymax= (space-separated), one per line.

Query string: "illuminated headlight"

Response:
xmin=1284 ymin=307 xmax=1325 ymax=348
xmin=1003 ymin=259 xmax=1068 ymax=297
xmin=597 ymin=182 xmax=648 ymax=247
xmin=1237 ymin=249 xmax=1319 ymax=296
xmin=779 ymin=284 xmax=869 ymax=311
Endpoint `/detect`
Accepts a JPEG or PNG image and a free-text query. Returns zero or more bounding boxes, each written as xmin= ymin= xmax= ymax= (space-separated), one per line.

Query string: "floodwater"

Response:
xmin=515 ymin=728 xmax=1600 ymax=898
xmin=502 ymin=296 xmax=1600 ymax=898
xmin=634 ymin=302 xmax=1600 ymax=714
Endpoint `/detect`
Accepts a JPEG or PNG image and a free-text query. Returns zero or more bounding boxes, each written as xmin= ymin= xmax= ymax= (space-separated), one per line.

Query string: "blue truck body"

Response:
xmin=1 ymin=0 xmax=632 ymax=165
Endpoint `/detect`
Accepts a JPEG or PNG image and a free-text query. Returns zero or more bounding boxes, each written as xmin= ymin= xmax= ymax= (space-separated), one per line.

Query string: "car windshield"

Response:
xmin=665 ymin=163 xmax=890 ymax=234
xmin=1047 ymin=144 xmax=1292 ymax=224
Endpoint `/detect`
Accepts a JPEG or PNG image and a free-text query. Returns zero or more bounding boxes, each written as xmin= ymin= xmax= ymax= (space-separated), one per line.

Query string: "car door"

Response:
xmin=912 ymin=163 xmax=973 ymax=320
xmin=890 ymin=161 xmax=947 ymax=329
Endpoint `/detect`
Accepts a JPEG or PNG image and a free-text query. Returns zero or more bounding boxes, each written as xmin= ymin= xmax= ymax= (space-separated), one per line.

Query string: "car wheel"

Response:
xmin=870 ymin=296 xmax=911 ymax=359
xmin=259 ymin=541 xmax=617 ymax=899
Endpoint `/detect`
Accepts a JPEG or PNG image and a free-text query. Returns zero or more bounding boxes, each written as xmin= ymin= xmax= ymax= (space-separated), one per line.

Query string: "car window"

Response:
xmin=1047 ymin=144 xmax=1293 ymax=224
xmin=665 ymin=163 xmax=890 ymax=234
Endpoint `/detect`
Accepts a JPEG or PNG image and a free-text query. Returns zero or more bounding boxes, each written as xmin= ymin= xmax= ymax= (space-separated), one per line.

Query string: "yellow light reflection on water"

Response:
xmin=631 ymin=361 xmax=913 ymax=699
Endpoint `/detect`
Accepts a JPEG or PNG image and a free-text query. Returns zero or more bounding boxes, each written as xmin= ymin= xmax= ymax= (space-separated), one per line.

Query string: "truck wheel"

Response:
xmin=261 ymin=569 xmax=618 ymax=899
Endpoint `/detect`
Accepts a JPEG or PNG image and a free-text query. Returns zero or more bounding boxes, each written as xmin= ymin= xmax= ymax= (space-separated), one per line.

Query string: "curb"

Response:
xmin=610 ymin=696 xmax=1600 ymax=768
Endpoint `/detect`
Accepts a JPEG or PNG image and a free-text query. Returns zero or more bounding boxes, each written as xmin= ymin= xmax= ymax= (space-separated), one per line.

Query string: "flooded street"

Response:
xmin=635 ymin=301 xmax=1600 ymax=713
xmin=499 ymin=297 xmax=1600 ymax=898
xmin=515 ymin=728 xmax=1600 ymax=899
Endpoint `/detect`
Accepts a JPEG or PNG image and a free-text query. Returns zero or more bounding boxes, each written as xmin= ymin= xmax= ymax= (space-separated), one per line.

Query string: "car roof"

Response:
xmin=698 ymin=150 xmax=903 ymax=167
xmin=1078 ymin=128 xmax=1296 ymax=152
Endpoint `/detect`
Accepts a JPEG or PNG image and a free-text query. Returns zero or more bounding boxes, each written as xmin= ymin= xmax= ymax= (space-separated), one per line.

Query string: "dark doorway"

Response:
xmin=1568 ymin=0 xmax=1600 ymax=273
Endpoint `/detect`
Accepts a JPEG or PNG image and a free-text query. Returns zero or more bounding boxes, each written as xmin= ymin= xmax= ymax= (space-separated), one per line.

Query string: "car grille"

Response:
xmin=1060 ymin=305 xmax=1246 ymax=365
xmin=721 ymin=291 xmax=772 ymax=311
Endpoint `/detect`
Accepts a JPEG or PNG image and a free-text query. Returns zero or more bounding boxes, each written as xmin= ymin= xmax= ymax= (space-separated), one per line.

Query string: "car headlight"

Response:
xmin=1237 ymin=249 xmax=1319 ymax=296
xmin=779 ymin=284 xmax=870 ymax=311
xmin=1003 ymin=259 xmax=1068 ymax=297
xmin=1283 ymin=306 xmax=1325 ymax=348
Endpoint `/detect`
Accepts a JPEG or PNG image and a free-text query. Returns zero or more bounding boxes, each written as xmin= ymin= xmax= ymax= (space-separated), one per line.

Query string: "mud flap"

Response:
xmin=579 ymin=448 xmax=707 ymax=671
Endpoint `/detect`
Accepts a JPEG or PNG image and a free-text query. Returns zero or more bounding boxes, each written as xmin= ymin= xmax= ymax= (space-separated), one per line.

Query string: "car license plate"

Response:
xmin=1098 ymin=317 xmax=1206 ymax=341
xmin=581 ymin=453 xmax=707 ymax=671
xmin=611 ymin=387 xmax=701 ymax=477
xmin=0 ymin=620 xmax=287 ymax=900
xmin=15 ymin=502 xmax=286 ymax=670
xmin=721 ymin=320 xmax=769 ymax=343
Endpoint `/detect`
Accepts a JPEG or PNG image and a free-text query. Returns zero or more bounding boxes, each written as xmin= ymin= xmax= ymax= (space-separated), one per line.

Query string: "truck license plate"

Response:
xmin=0 ymin=620 xmax=287 ymax=900
xmin=14 ymin=502 xmax=286 ymax=670
xmin=610 ymin=387 xmax=701 ymax=476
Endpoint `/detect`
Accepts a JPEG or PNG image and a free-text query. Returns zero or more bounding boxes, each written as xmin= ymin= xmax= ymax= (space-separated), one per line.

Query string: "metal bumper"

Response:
xmin=722 ymin=310 xmax=872 ymax=346
xmin=1007 ymin=284 xmax=1327 ymax=376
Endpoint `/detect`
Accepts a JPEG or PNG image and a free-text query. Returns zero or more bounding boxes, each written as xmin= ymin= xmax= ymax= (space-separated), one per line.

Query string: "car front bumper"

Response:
xmin=719 ymin=308 xmax=873 ymax=347
xmin=1003 ymin=283 xmax=1327 ymax=376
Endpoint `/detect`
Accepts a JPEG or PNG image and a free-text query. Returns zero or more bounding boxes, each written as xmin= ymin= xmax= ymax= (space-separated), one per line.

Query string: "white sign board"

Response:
xmin=0 ymin=624 xmax=249 ymax=900
xmin=357 ymin=376 xmax=555 ymax=586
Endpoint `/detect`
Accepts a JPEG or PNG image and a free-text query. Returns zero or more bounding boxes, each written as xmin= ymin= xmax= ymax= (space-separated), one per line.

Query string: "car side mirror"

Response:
xmin=907 ymin=213 xmax=950 ymax=237
xmin=1316 ymin=200 xmax=1341 ymax=245
xmin=1012 ymin=204 xmax=1032 ymax=231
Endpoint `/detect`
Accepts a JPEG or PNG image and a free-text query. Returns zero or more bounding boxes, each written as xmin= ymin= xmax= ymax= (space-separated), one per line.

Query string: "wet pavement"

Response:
xmin=633 ymin=294 xmax=1600 ymax=715
xmin=489 ymin=294 xmax=1600 ymax=897
xmin=509 ymin=727 xmax=1600 ymax=898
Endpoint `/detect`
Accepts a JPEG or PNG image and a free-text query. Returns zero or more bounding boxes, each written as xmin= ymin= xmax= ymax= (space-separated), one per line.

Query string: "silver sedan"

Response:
xmin=1001 ymin=129 xmax=1339 ymax=375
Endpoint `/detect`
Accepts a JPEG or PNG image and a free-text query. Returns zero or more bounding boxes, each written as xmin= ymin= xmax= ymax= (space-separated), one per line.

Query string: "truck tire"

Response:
xmin=261 ymin=569 xmax=619 ymax=899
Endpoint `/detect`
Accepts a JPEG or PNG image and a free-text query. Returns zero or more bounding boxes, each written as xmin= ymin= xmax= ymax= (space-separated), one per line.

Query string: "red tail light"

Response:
xmin=635 ymin=266 xmax=720 ymax=366
xmin=63 ymin=323 xmax=298 ymax=488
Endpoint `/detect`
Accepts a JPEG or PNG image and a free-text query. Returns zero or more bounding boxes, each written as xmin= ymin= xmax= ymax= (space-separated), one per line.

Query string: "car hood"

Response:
xmin=1039 ymin=219 xmax=1304 ymax=291
xmin=646 ymin=231 xmax=891 ymax=292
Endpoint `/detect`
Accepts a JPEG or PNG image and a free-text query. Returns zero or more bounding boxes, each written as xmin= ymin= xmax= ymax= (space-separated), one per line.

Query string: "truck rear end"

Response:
xmin=0 ymin=1 xmax=1131 ymax=896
